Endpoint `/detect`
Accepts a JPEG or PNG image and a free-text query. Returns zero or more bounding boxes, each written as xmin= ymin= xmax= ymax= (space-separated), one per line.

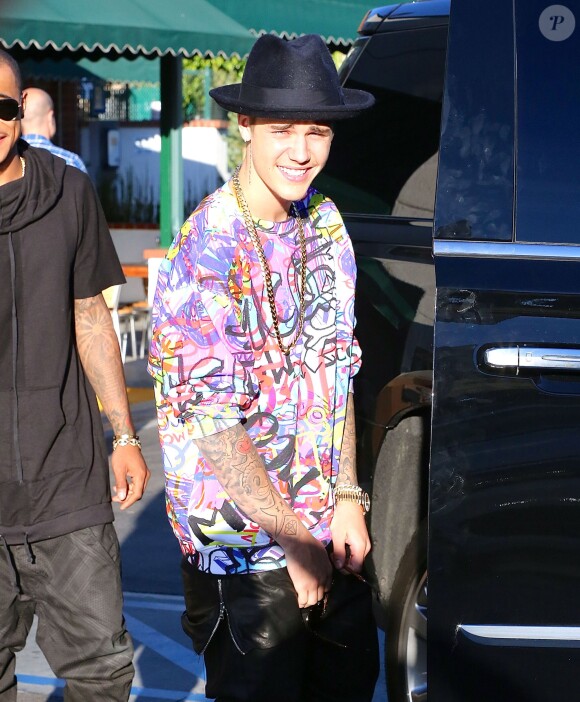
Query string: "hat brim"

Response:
xmin=209 ymin=84 xmax=375 ymax=121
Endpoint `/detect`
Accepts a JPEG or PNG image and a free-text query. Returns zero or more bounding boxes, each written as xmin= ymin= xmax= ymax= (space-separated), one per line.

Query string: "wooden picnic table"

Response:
xmin=122 ymin=263 xmax=149 ymax=279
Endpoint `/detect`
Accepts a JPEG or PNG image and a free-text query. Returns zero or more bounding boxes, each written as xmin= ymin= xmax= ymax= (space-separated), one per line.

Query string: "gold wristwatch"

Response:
xmin=333 ymin=484 xmax=371 ymax=515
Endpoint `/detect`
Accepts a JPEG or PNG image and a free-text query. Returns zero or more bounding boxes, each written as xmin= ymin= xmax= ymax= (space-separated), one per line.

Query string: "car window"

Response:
xmin=434 ymin=2 xmax=515 ymax=241
xmin=515 ymin=0 xmax=580 ymax=244
xmin=315 ymin=26 xmax=446 ymax=217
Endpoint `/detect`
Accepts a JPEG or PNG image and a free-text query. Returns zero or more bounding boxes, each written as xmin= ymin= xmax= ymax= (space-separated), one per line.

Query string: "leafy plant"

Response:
xmin=183 ymin=54 xmax=247 ymax=171
xmin=183 ymin=54 xmax=245 ymax=120
xmin=97 ymin=168 xmax=159 ymax=224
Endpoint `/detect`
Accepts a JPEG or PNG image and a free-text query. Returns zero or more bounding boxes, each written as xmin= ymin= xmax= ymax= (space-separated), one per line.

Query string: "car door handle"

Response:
xmin=485 ymin=347 xmax=580 ymax=371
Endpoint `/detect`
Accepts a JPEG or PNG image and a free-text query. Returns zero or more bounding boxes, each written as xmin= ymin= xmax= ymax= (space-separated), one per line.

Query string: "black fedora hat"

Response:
xmin=210 ymin=34 xmax=374 ymax=121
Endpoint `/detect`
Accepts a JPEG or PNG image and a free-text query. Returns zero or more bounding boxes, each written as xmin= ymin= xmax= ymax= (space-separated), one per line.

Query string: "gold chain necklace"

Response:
xmin=20 ymin=156 xmax=25 ymax=177
xmin=232 ymin=166 xmax=308 ymax=356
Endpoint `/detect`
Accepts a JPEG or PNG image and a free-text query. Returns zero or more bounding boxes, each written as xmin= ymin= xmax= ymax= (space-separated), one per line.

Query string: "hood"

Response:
xmin=0 ymin=140 xmax=66 ymax=234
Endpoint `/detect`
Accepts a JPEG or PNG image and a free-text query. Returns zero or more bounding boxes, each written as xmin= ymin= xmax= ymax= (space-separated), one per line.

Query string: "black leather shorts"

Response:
xmin=180 ymin=558 xmax=305 ymax=654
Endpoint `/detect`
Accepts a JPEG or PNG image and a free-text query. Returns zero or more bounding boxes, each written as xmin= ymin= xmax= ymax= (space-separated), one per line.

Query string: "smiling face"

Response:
xmin=237 ymin=116 xmax=334 ymax=221
xmin=0 ymin=58 xmax=23 ymax=185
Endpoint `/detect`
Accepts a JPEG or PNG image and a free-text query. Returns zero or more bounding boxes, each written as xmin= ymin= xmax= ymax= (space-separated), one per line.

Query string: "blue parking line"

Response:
xmin=127 ymin=685 xmax=206 ymax=700
xmin=18 ymin=675 xmax=64 ymax=688
xmin=124 ymin=612 xmax=203 ymax=676
xmin=18 ymin=595 xmax=205 ymax=700
xmin=17 ymin=675 xmax=207 ymax=701
xmin=124 ymin=592 xmax=185 ymax=612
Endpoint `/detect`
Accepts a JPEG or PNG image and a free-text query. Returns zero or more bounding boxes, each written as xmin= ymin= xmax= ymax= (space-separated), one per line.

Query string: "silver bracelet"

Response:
xmin=112 ymin=434 xmax=142 ymax=451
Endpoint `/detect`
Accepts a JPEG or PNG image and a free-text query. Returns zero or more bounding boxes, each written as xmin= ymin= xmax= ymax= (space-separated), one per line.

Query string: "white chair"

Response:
xmin=102 ymin=284 xmax=136 ymax=362
xmin=134 ymin=256 xmax=163 ymax=358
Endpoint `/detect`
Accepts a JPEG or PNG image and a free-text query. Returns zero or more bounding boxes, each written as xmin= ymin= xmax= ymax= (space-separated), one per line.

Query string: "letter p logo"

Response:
xmin=539 ymin=5 xmax=576 ymax=41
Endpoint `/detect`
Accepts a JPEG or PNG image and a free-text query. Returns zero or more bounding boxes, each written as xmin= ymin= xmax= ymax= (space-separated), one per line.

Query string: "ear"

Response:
xmin=20 ymin=93 xmax=26 ymax=119
xmin=238 ymin=114 xmax=252 ymax=143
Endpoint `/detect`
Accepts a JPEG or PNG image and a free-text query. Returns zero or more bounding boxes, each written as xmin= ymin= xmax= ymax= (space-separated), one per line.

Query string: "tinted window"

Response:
xmin=515 ymin=0 xmax=580 ymax=243
xmin=315 ymin=26 xmax=446 ymax=217
xmin=434 ymin=2 xmax=515 ymax=241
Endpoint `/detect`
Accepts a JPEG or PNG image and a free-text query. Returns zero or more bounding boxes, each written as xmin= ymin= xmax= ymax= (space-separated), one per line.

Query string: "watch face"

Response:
xmin=362 ymin=492 xmax=371 ymax=514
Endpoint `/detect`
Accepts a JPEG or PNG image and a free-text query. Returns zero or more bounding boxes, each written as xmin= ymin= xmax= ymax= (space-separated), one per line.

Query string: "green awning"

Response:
xmin=205 ymin=0 xmax=376 ymax=46
xmin=20 ymin=57 xmax=105 ymax=83
xmin=0 ymin=0 xmax=255 ymax=58
xmin=77 ymin=58 xmax=159 ymax=84
xmin=19 ymin=56 xmax=160 ymax=85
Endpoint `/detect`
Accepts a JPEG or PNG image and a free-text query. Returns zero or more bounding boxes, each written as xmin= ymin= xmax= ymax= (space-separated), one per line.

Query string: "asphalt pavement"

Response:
xmin=14 ymin=359 xmax=387 ymax=701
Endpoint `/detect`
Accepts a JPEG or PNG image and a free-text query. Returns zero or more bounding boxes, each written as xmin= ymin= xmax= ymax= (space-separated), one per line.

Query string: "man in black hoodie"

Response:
xmin=0 ymin=50 xmax=150 ymax=701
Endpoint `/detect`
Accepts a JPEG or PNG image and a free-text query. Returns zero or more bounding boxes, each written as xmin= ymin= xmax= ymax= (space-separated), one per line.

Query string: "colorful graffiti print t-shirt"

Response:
xmin=148 ymin=180 xmax=361 ymax=575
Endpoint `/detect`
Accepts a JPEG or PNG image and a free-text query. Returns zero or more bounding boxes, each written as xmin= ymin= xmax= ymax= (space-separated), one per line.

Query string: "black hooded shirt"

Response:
xmin=0 ymin=141 xmax=125 ymax=544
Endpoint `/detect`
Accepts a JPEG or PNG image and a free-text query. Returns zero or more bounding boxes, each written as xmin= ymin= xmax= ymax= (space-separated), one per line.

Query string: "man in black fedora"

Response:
xmin=148 ymin=33 xmax=379 ymax=701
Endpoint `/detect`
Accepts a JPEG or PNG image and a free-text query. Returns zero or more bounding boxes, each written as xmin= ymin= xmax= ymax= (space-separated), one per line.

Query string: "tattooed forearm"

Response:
xmin=195 ymin=424 xmax=304 ymax=544
xmin=74 ymin=294 xmax=134 ymax=436
xmin=336 ymin=393 xmax=358 ymax=487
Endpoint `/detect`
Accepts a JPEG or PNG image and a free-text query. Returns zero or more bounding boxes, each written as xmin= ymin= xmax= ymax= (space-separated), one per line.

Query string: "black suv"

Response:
xmin=317 ymin=1 xmax=580 ymax=701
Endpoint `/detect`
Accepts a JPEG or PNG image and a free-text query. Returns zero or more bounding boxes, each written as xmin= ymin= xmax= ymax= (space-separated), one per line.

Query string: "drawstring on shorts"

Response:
xmin=23 ymin=533 xmax=36 ymax=564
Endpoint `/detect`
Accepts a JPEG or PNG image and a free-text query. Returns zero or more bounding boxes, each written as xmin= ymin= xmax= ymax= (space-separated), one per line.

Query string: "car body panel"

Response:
xmin=430 ymin=1 xmax=580 ymax=700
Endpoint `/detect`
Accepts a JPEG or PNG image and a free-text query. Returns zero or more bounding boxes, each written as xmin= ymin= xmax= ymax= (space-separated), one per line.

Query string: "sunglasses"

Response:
xmin=0 ymin=98 xmax=22 ymax=121
xmin=301 ymin=565 xmax=379 ymax=650
xmin=302 ymin=589 xmax=346 ymax=648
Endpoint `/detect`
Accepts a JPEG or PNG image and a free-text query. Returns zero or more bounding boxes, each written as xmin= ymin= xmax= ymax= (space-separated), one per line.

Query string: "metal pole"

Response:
xmin=160 ymin=54 xmax=183 ymax=247
xmin=203 ymin=65 xmax=212 ymax=119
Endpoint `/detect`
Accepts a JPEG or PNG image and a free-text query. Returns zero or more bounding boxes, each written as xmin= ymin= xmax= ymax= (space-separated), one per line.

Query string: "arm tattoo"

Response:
xmin=336 ymin=393 xmax=358 ymax=487
xmin=195 ymin=424 xmax=302 ymax=543
xmin=74 ymin=294 xmax=134 ymax=436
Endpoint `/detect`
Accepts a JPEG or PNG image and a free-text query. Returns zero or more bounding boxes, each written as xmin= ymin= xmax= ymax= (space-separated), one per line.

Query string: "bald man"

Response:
xmin=21 ymin=87 xmax=88 ymax=173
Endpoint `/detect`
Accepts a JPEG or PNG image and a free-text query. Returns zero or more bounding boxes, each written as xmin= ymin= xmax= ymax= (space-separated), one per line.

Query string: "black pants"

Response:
xmin=181 ymin=559 xmax=380 ymax=702
xmin=0 ymin=524 xmax=134 ymax=702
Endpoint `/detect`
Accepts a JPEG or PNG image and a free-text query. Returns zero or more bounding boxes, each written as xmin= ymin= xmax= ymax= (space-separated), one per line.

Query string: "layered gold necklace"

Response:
xmin=232 ymin=165 xmax=307 ymax=356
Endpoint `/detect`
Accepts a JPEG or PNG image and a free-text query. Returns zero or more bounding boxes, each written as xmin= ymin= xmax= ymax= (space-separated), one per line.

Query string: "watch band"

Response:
xmin=333 ymin=484 xmax=371 ymax=514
